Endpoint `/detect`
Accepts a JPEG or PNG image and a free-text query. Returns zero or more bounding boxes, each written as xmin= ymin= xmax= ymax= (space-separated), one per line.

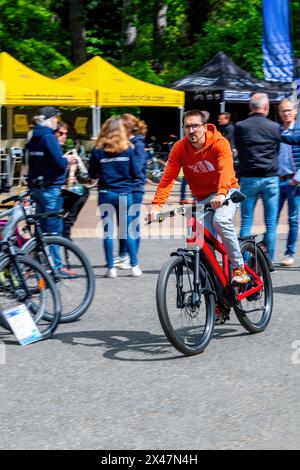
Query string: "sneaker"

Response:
xmin=104 ymin=267 xmax=117 ymax=278
xmin=118 ymin=259 xmax=131 ymax=270
xmin=232 ymin=267 xmax=250 ymax=285
xmin=114 ymin=255 xmax=130 ymax=267
xmin=131 ymin=265 xmax=143 ymax=277
xmin=56 ymin=267 xmax=78 ymax=279
xmin=281 ymin=255 xmax=294 ymax=267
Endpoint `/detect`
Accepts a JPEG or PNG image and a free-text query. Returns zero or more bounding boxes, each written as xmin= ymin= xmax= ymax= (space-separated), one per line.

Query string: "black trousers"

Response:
xmin=63 ymin=186 xmax=90 ymax=238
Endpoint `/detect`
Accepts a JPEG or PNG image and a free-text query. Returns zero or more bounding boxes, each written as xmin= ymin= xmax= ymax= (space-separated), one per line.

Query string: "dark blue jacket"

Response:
xmin=281 ymin=129 xmax=300 ymax=170
xmin=235 ymin=113 xmax=281 ymax=177
xmin=88 ymin=146 xmax=140 ymax=193
xmin=27 ymin=124 xmax=67 ymax=188
xmin=131 ymin=134 xmax=147 ymax=192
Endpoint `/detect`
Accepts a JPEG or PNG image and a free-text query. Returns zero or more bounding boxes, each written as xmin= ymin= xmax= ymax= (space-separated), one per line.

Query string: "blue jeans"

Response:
xmin=119 ymin=191 xmax=144 ymax=258
xmin=239 ymin=177 xmax=279 ymax=261
xmin=278 ymin=179 xmax=300 ymax=256
xmin=31 ymin=187 xmax=64 ymax=268
xmin=99 ymin=191 xmax=138 ymax=269
xmin=180 ymin=177 xmax=187 ymax=201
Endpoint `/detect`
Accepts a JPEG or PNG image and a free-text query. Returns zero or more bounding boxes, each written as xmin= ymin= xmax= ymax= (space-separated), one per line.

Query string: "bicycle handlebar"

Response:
xmin=146 ymin=190 xmax=246 ymax=224
xmin=1 ymin=189 xmax=30 ymax=204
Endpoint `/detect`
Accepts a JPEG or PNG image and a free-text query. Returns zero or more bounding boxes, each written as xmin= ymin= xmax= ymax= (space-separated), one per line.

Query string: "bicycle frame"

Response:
xmin=185 ymin=209 xmax=263 ymax=304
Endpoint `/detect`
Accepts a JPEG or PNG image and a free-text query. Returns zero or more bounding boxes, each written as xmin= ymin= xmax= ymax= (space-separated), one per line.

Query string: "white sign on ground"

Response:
xmin=1 ymin=304 xmax=42 ymax=346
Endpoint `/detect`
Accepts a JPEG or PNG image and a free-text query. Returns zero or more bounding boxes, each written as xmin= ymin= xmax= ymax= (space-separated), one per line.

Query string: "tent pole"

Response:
xmin=92 ymin=106 xmax=97 ymax=139
xmin=7 ymin=106 xmax=13 ymax=140
xmin=220 ymin=101 xmax=225 ymax=113
xmin=179 ymin=106 xmax=184 ymax=139
xmin=97 ymin=106 xmax=102 ymax=134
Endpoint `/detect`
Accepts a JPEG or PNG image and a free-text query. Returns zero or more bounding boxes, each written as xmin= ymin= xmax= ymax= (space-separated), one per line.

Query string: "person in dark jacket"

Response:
xmin=55 ymin=121 xmax=90 ymax=240
xmin=88 ymin=117 xmax=142 ymax=278
xmin=277 ymin=99 xmax=300 ymax=267
xmin=217 ymin=112 xmax=235 ymax=150
xmin=26 ymin=106 xmax=76 ymax=272
xmin=113 ymin=113 xmax=148 ymax=269
xmin=235 ymin=93 xmax=281 ymax=260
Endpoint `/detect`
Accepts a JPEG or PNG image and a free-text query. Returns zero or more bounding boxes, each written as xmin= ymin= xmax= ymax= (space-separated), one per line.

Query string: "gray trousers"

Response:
xmin=197 ymin=189 xmax=244 ymax=269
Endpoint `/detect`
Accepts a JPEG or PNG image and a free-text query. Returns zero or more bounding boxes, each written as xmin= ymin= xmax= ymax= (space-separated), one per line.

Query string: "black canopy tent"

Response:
xmin=170 ymin=51 xmax=292 ymax=122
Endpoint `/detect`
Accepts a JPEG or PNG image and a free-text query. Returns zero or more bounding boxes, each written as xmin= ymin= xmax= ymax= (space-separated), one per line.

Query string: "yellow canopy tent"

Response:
xmin=0 ymin=52 xmax=93 ymax=106
xmin=0 ymin=52 xmax=94 ymax=141
xmin=56 ymin=56 xmax=185 ymax=136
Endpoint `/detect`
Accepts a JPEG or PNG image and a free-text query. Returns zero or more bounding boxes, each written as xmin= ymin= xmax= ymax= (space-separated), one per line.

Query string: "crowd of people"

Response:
xmin=24 ymin=92 xmax=300 ymax=282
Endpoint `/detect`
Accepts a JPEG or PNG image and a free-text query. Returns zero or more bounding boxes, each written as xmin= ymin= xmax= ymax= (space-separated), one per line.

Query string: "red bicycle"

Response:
xmin=153 ymin=191 xmax=273 ymax=356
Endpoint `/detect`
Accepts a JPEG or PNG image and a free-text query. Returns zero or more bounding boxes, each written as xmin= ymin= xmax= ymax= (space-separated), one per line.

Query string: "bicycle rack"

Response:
xmin=0 ymin=148 xmax=11 ymax=193
xmin=9 ymin=147 xmax=25 ymax=187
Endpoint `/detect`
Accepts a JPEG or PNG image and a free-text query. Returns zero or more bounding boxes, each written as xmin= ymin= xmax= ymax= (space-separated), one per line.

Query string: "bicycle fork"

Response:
xmin=174 ymin=248 xmax=201 ymax=308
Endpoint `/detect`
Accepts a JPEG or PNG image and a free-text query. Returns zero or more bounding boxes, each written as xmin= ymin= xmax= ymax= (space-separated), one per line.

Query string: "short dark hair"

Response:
xmin=183 ymin=109 xmax=206 ymax=125
xmin=56 ymin=120 xmax=69 ymax=131
xmin=219 ymin=112 xmax=231 ymax=119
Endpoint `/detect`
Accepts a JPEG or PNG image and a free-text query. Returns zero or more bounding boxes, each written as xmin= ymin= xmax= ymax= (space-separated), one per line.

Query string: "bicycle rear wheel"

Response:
xmin=234 ymin=240 xmax=273 ymax=333
xmin=22 ymin=235 xmax=95 ymax=322
xmin=0 ymin=254 xmax=61 ymax=340
xmin=156 ymin=255 xmax=215 ymax=356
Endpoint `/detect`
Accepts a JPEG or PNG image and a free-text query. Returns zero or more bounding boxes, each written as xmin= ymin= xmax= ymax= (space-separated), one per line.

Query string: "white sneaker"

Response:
xmin=114 ymin=255 xmax=130 ymax=268
xmin=281 ymin=255 xmax=294 ymax=267
xmin=104 ymin=267 xmax=117 ymax=278
xmin=117 ymin=258 xmax=131 ymax=269
xmin=131 ymin=265 xmax=143 ymax=277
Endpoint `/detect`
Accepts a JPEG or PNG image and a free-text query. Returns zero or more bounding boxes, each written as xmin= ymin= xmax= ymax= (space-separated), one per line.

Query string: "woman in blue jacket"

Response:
xmin=89 ymin=117 xmax=142 ymax=278
xmin=115 ymin=113 xmax=148 ymax=269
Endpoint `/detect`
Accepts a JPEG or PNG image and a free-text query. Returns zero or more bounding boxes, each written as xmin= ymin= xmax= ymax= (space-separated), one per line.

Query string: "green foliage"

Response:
xmin=193 ymin=0 xmax=263 ymax=79
xmin=291 ymin=0 xmax=300 ymax=63
xmin=0 ymin=0 xmax=72 ymax=76
xmin=0 ymin=0 xmax=298 ymax=84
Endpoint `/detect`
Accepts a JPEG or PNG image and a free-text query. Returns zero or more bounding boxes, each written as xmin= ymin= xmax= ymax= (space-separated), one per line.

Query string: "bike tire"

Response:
xmin=0 ymin=254 xmax=61 ymax=340
xmin=234 ymin=240 xmax=273 ymax=333
xmin=156 ymin=255 xmax=215 ymax=356
xmin=21 ymin=235 xmax=95 ymax=323
xmin=146 ymin=158 xmax=167 ymax=185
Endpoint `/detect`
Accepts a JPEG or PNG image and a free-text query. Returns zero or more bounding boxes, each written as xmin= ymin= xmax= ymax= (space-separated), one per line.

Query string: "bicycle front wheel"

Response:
xmin=234 ymin=240 xmax=273 ymax=333
xmin=0 ymin=254 xmax=61 ymax=340
xmin=22 ymin=235 xmax=95 ymax=323
xmin=156 ymin=255 xmax=215 ymax=356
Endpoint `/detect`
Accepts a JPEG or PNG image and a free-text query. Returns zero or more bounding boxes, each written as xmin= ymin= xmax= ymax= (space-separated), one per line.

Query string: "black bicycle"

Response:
xmin=0 ymin=204 xmax=61 ymax=340
xmin=1 ymin=190 xmax=95 ymax=323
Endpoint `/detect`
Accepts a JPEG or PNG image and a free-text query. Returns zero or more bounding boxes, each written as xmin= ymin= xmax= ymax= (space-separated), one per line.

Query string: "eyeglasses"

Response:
xmin=57 ymin=130 xmax=68 ymax=136
xmin=183 ymin=124 xmax=202 ymax=131
xmin=279 ymin=109 xmax=294 ymax=113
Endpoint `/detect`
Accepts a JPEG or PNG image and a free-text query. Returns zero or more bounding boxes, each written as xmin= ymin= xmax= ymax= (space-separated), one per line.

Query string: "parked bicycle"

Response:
xmin=0 ymin=203 xmax=61 ymax=340
xmin=145 ymin=137 xmax=167 ymax=185
xmin=0 ymin=188 xmax=95 ymax=323
xmin=150 ymin=191 xmax=273 ymax=356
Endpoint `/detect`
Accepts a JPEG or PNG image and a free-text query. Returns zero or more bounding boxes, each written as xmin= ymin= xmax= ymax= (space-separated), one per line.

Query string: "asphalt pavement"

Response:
xmin=1 ymin=233 xmax=300 ymax=450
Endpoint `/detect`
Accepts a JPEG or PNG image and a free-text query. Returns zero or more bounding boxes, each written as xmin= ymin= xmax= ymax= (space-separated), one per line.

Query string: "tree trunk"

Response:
xmin=187 ymin=0 xmax=210 ymax=43
xmin=68 ymin=0 xmax=86 ymax=66
xmin=122 ymin=0 xmax=137 ymax=61
xmin=153 ymin=2 xmax=168 ymax=72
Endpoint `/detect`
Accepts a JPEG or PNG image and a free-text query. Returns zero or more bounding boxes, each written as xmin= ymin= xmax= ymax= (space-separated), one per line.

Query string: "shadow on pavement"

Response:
xmin=53 ymin=329 xmax=184 ymax=362
xmin=273 ymin=283 xmax=300 ymax=296
xmin=213 ymin=325 xmax=249 ymax=340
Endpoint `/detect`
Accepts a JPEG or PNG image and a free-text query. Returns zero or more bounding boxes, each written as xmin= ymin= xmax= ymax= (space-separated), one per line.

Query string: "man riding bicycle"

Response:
xmin=148 ymin=109 xmax=249 ymax=285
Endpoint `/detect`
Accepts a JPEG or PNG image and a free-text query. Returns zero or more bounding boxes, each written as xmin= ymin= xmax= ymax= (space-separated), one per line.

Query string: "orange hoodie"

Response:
xmin=152 ymin=124 xmax=239 ymax=208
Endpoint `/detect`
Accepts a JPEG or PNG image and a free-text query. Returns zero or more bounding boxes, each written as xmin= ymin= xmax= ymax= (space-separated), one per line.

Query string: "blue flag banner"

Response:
xmin=262 ymin=0 xmax=294 ymax=82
